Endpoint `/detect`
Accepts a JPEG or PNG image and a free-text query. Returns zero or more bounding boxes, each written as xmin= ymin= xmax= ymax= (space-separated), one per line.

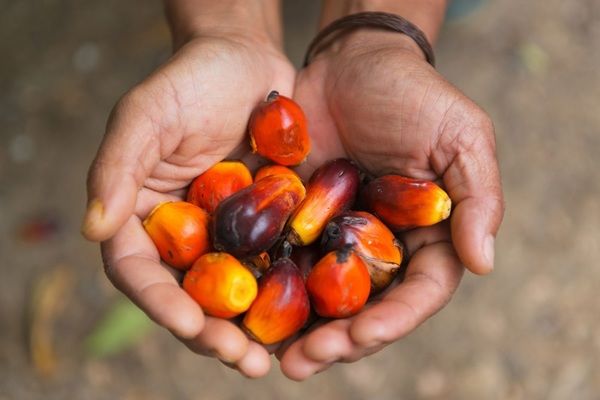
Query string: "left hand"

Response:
xmin=277 ymin=30 xmax=504 ymax=380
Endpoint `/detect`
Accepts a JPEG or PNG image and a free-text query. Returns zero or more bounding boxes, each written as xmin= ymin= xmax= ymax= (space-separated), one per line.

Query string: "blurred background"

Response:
xmin=1 ymin=0 xmax=599 ymax=399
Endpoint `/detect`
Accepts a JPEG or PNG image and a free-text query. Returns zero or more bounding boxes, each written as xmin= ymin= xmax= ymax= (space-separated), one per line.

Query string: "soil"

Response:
xmin=1 ymin=1 xmax=599 ymax=399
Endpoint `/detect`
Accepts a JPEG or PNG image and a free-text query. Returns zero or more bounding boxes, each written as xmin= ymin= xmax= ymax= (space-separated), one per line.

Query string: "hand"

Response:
xmin=278 ymin=30 xmax=504 ymax=380
xmin=82 ymin=19 xmax=295 ymax=377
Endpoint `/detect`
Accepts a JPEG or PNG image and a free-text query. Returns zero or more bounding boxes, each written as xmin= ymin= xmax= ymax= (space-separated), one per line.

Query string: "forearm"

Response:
xmin=320 ymin=0 xmax=448 ymax=45
xmin=164 ymin=0 xmax=283 ymax=50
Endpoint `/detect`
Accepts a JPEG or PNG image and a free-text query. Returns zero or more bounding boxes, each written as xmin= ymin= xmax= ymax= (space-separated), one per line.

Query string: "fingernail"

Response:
xmin=81 ymin=199 xmax=104 ymax=238
xmin=483 ymin=235 xmax=495 ymax=271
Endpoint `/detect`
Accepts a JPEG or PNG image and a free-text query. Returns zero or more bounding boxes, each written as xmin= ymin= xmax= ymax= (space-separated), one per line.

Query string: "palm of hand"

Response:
xmin=297 ymin=47 xmax=462 ymax=178
xmin=125 ymin=36 xmax=295 ymax=195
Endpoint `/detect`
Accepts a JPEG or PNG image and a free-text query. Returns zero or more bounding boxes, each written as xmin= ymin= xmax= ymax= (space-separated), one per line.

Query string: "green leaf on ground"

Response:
xmin=85 ymin=298 xmax=154 ymax=358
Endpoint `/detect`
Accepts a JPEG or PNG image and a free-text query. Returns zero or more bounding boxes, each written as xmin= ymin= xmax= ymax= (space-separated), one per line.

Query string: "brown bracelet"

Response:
xmin=303 ymin=11 xmax=435 ymax=67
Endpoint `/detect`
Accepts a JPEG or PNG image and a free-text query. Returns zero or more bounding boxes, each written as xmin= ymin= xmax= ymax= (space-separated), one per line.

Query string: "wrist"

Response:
xmin=165 ymin=0 xmax=282 ymax=51
xmin=306 ymin=13 xmax=435 ymax=67
xmin=320 ymin=0 xmax=447 ymax=45
xmin=331 ymin=28 xmax=425 ymax=60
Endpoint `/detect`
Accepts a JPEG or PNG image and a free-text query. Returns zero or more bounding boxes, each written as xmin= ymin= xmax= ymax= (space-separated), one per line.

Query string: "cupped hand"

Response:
xmin=279 ymin=31 xmax=504 ymax=380
xmin=83 ymin=33 xmax=295 ymax=378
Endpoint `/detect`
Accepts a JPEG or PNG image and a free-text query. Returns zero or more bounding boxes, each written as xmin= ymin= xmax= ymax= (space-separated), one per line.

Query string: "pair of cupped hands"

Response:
xmin=82 ymin=28 xmax=503 ymax=380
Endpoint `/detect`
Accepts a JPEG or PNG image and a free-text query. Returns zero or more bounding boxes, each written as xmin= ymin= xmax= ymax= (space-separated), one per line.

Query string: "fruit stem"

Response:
xmin=325 ymin=222 xmax=341 ymax=240
xmin=281 ymin=240 xmax=293 ymax=259
xmin=335 ymin=244 xmax=354 ymax=264
xmin=266 ymin=90 xmax=279 ymax=102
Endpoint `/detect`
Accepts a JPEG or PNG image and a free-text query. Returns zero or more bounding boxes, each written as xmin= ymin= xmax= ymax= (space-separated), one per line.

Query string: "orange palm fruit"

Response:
xmin=362 ymin=175 xmax=451 ymax=230
xmin=212 ymin=174 xmax=305 ymax=258
xmin=143 ymin=201 xmax=210 ymax=270
xmin=249 ymin=90 xmax=310 ymax=166
xmin=254 ymin=164 xmax=300 ymax=182
xmin=242 ymin=258 xmax=310 ymax=344
xmin=183 ymin=253 xmax=257 ymax=318
xmin=287 ymin=158 xmax=360 ymax=246
xmin=186 ymin=161 xmax=253 ymax=213
xmin=322 ymin=211 xmax=403 ymax=293
xmin=306 ymin=247 xmax=371 ymax=318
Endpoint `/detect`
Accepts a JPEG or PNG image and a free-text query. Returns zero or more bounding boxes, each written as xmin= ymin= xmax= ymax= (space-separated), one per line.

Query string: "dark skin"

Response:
xmin=82 ymin=0 xmax=504 ymax=380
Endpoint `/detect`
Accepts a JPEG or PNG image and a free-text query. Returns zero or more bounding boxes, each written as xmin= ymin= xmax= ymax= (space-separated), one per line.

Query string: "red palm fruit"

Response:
xmin=249 ymin=90 xmax=310 ymax=166
xmin=306 ymin=247 xmax=371 ymax=318
xmin=254 ymin=164 xmax=300 ymax=182
xmin=212 ymin=174 xmax=305 ymax=258
xmin=287 ymin=159 xmax=360 ymax=246
xmin=186 ymin=161 xmax=253 ymax=213
xmin=362 ymin=175 xmax=451 ymax=231
xmin=183 ymin=253 xmax=257 ymax=318
xmin=143 ymin=201 xmax=210 ymax=270
xmin=242 ymin=258 xmax=310 ymax=345
xmin=322 ymin=211 xmax=403 ymax=293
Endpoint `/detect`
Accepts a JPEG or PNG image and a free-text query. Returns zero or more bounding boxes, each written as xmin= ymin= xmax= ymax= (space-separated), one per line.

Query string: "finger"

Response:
xmin=274 ymin=333 xmax=302 ymax=361
xmin=350 ymin=241 xmax=464 ymax=347
xmin=102 ymin=215 xmax=204 ymax=339
xmin=434 ymin=113 xmax=504 ymax=274
xmin=278 ymin=336 xmax=331 ymax=381
xmin=83 ymin=88 xmax=167 ymax=242
xmin=301 ymin=319 xmax=353 ymax=363
xmin=233 ymin=341 xmax=272 ymax=378
xmin=399 ymin=222 xmax=450 ymax=257
xmin=278 ymin=317 xmax=384 ymax=380
xmin=181 ymin=317 xmax=249 ymax=363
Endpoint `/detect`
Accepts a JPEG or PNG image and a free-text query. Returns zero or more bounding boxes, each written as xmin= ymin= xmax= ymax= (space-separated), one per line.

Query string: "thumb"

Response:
xmin=438 ymin=113 xmax=505 ymax=275
xmin=82 ymin=91 xmax=161 ymax=241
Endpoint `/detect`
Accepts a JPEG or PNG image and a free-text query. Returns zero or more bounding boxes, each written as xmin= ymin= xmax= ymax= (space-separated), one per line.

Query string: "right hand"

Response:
xmin=278 ymin=30 xmax=504 ymax=380
xmin=82 ymin=30 xmax=295 ymax=377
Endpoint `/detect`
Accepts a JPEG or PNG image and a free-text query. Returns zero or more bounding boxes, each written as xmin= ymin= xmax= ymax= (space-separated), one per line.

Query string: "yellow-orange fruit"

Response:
xmin=322 ymin=211 xmax=403 ymax=293
xmin=254 ymin=164 xmax=300 ymax=182
xmin=186 ymin=161 xmax=252 ymax=213
xmin=362 ymin=175 xmax=451 ymax=230
xmin=287 ymin=158 xmax=360 ymax=246
xmin=183 ymin=253 xmax=257 ymax=318
xmin=143 ymin=201 xmax=210 ymax=270
xmin=306 ymin=247 xmax=371 ymax=318
xmin=249 ymin=90 xmax=310 ymax=166
xmin=242 ymin=258 xmax=309 ymax=344
xmin=212 ymin=174 xmax=305 ymax=258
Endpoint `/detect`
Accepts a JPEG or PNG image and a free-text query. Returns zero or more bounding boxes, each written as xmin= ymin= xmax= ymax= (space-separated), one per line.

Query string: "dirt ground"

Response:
xmin=1 ymin=1 xmax=600 ymax=399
